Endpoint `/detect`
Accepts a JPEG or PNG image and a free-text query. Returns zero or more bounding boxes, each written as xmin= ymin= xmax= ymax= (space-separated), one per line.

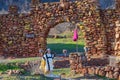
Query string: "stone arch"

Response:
xmin=0 ymin=0 xmax=103 ymax=57
xmin=48 ymin=21 xmax=87 ymax=54
xmin=37 ymin=0 xmax=103 ymax=55
xmin=1 ymin=0 xmax=120 ymax=57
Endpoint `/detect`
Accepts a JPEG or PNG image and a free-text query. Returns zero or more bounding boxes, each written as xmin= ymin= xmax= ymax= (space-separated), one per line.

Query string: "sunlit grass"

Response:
xmin=1 ymin=75 xmax=53 ymax=80
xmin=0 ymin=57 xmax=40 ymax=64
xmin=0 ymin=63 xmax=21 ymax=72
xmin=53 ymin=68 xmax=70 ymax=75
xmin=47 ymin=38 xmax=85 ymax=54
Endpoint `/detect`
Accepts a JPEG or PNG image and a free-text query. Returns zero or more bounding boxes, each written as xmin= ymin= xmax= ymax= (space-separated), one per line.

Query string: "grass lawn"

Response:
xmin=0 ymin=57 xmax=66 ymax=80
xmin=0 ymin=57 xmax=115 ymax=80
xmin=1 ymin=68 xmax=70 ymax=80
xmin=0 ymin=57 xmax=40 ymax=63
xmin=0 ymin=75 xmax=53 ymax=80
xmin=53 ymin=68 xmax=70 ymax=75
xmin=0 ymin=57 xmax=40 ymax=73
xmin=0 ymin=63 xmax=20 ymax=73
xmin=47 ymin=38 xmax=85 ymax=54
xmin=0 ymin=35 xmax=112 ymax=80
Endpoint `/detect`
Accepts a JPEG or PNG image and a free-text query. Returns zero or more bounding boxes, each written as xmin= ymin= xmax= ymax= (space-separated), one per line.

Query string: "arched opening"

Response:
xmin=0 ymin=0 xmax=119 ymax=58
xmin=47 ymin=22 xmax=85 ymax=56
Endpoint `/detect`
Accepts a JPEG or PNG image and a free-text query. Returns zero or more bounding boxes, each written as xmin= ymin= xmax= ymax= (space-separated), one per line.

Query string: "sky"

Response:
xmin=0 ymin=0 xmax=116 ymax=12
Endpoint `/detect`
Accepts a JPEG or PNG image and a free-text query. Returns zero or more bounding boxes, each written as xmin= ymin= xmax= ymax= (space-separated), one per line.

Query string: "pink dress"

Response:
xmin=73 ymin=29 xmax=78 ymax=41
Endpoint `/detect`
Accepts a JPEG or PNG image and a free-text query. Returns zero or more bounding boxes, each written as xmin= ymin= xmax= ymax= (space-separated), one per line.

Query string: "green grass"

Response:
xmin=0 ymin=68 xmax=70 ymax=80
xmin=1 ymin=75 xmax=53 ymax=80
xmin=97 ymin=75 xmax=117 ymax=80
xmin=0 ymin=57 xmax=40 ymax=73
xmin=53 ymin=68 xmax=70 ymax=75
xmin=0 ymin=57 xmax=114 ymax=80
xmin=47 ymin=38 xmax=85 ymax=54
xmin=0 ymin=57 xmax=40 ymax=64
xmin=0 ymin=63 xmax=20 ymax=72
xmin=0 ymin=57 xmax=70 ymax=80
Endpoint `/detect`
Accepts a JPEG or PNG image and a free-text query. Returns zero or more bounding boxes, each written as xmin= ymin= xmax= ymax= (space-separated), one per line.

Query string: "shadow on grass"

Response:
xmin=2 ymin=74 xmax=53 ymax=80
xmin=64 ymin=75 xmax=111 ymax=80
xmin=47 ymin=43 xmax=84 ymax=54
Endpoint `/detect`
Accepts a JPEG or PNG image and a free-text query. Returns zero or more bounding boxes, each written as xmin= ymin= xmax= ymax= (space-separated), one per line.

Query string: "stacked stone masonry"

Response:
xmin=69 ymin=53 xmax=120 ymax=80
xmin=115 ymin=21 xmax=120 ymax=56
xmin=0 ymin=0 xmax=120 ymax=57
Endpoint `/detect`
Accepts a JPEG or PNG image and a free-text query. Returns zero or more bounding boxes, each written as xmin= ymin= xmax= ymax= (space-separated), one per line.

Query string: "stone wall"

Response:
xmin=115 ymin=21 xmax=120 ymax=56
xmin=69 ymin=53 xmax=120 ymax=80
xmin=0 ymin=0 xmax=120 ymax=57
xmin=100 ymin=9 xmax=120 ymax=55
xmin=0 ymin=5 xmax=39 ymax=57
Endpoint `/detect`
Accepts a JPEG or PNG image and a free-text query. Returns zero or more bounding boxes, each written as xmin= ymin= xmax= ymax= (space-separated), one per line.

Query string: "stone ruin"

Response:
xmin=115 ymin=21 xmax=120 ymax=56
xmin=69 ymin=53 xmax=120 ymax=79
xmin=0 ymin=0 xmax=120 ymax=57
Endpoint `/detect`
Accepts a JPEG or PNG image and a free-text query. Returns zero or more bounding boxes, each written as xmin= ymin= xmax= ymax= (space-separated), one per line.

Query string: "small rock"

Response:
xmin=108 ymin=71 xmax=113 ymax=79
xmin=8 ymin=70 xmax=13 ymax=75
xmin=95 ymin=67 xmax=100 ymax=74
xmin=105 ymin=66 xmax=111 ymax=72
xmin=60 ymin=73 xmax=66 ymax=77
xmin=113 ymin=72 xmax=119 ymax=79
xmin=0 ymin=72 xmax=3 ymax=75
xmin=106 ymin=72 xmax=109 ymax=78
xmin=82 ymin=68 xmax=88 ymax=76
xmin=114 ymin=67 xmax=119 ymax=72
xmin=101 ymin=70 xmax=106 ymax=76
xmin=119 ymin=75 xmax=120 ymax=80
xmin=88 ymin=67 xmax=95 ymax=74
xmin=71 ymin=70 xmax=76 ymax=75
xmin=15 ymin=63 xmax=19 ymax=66
xmin=15 ymin=70 xmax=20 ymax=74
xmin=24 ymin=61 xmax=29 ymax=66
